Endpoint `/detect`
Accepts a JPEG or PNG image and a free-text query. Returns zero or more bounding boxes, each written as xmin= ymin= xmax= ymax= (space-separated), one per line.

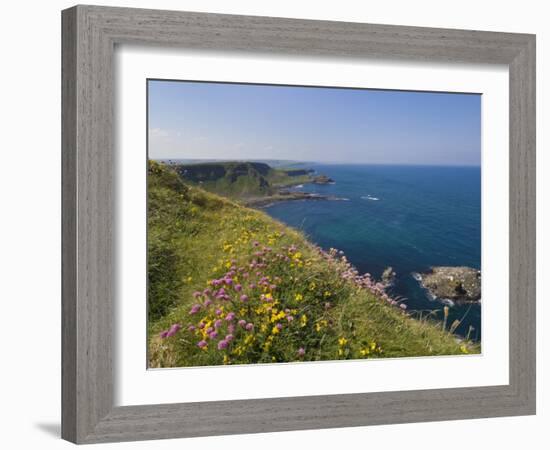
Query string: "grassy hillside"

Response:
xmin=172 ymin=161 xmax=312 ymax=199
xmin=148 ymin=161 xmax=479 ymax=367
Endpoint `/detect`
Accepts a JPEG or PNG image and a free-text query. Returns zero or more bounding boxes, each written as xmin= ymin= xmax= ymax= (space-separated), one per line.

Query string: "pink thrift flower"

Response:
xmin=399 ymin=303 xmax=407 ymax=310
xmin=240 ymin=294 xmax=249 ymax=302
xmin=215 ymin=308 xmax=223 ymax=316
xmin=297 ymin=347 xmax=305 ymax=357
xmin=217 ymin=340 xmax=229 ymax=350
xmin=225 ymin=312 xmax=236 ymax=321
xmin=188 ymin=325 xmax=196 ymax=332
xmin=286 ymin=315 xmax=294 ymax=322
xmin=234 ymin=284 xmax=242 ymax=292
xmin=192 ymin=291 xmax=202 ymax=298
xmin=228 ymin=324 xmax=235 ymax=334
xmin=225 ymin=334 xmax=234 ymax=342
xmin=275 ymin=323 xmax=283 ymax=331
xmin=238 ymin=319 xmax=247 ymax=328
xmin=209 ymin=331 xmax=218 ymax=339
xmin=214 ymin=319 xmax=223 ymax=329
xmin=204 ymin=298 xmax=212 ymax=307
xmin=166 ymin=324 xmax=181 ymax=337
xmin=245 ymin=323 xmax=254 ymax=331
xmin=159 ymin=330 xmax=169 ymax=339
xmin=197 ymin=340 xmax=207 ymax=349
xmin=189 ymin=304 xmax=201 ymax=315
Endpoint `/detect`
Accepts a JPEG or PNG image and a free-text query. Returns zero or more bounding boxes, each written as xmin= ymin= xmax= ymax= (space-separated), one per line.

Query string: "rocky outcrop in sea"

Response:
xmin=415 ymin=266 xmax=481 ymax=304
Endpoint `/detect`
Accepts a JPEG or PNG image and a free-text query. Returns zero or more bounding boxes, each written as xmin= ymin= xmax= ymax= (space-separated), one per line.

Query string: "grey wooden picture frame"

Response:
xmin=61 ymin=4 xmax=536 ymax=444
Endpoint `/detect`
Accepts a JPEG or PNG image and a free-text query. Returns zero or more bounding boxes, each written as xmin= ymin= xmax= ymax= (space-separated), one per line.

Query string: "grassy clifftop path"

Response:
xmin=148 ymin=161 xmax=479 ymax=367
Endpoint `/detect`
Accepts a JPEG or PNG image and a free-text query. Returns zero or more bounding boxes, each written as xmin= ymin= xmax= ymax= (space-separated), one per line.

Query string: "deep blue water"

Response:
xmin=264 ymin=164 xmax=481 ymax=340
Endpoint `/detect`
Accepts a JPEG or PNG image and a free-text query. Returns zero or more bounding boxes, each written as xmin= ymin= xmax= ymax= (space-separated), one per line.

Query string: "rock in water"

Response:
xmin=419 ymin=266 xmax=481 ymax=303
xmin=381 ymin=266 xmax=396 ymax=288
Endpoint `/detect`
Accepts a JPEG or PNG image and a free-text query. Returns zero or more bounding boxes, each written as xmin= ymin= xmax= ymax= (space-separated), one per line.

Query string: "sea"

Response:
xmin=264 ymin=164 xmax=481 ymax=341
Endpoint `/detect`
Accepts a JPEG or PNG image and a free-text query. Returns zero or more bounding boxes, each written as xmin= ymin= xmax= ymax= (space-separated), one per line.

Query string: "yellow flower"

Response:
xmin=300 ymin=314 xmax=308 ymax=327
xmin=295 ymin=293 xmax=303 ymax=302
xmin=271 ymin=326 xmax=280 ymax=335
xmin=223 ymin=355 xmax=230 ymax=364
xmin=370 ymin=342 xmax=377 ymax=351
xmin=338 ymin=337 xmax=348 ymax=347
xmin=360 ymin=348 xmax=370 ymax=356
xmin=460 ymin=345 xmax=469 ymax=354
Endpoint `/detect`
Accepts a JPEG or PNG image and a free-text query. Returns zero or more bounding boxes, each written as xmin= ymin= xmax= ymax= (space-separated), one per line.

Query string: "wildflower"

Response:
xmin=286 ymin=315 xmax=294 ymax=322
xmin=159 ymin=330 xmax=169 ymax=339
xmin=295 ymin=293 xmax=303 ymax=302
xmin=234 ymin=284 xmax=242 ymax=292
xmin=245 ymin=323 xmax=254 ymax=331
xmin=399 ymin=303 xmax=407 ymax=310
xmin=226 ymin=334 xmax=234 ymax=342
xmin=240 ymin=294 xmax=249 ymax=302
xmin=193 ymin=291 xmax=202 ymax=298
xmin=224 ymin=277 xmax=233 ymax=286
xmin=214 ymin=319 xmax=223 ymax=329
xmin=188 ymin=325 xmax=196 ymax=332
xmin=225 ymin=312 xmax=236 ymax=321
xmin=338 ymin=337 xmax=348 ymax=346
xmin=209 ymin=331 xmax=218 ymax=339
xmin=197 ymin=340 xmax=208 ymax=349
xmin=228 ymin=324 xmax=235 ymax=334
xmin=215 ymin=308 xmax=223 ymax=316
xmin=297 ymin=347 xmax=305 ymax=357
xmin=300 ymin=314 xmax=308 ymax=327
xmin=218 ymin=339 xmax=229 ymax=350
xmin=189 ymin=304 xmax=201 ymax=315
xmin=238 ymin=319 xmax=247 ymax=328
xmin=324 ymin=302 xmax=332 ymax=310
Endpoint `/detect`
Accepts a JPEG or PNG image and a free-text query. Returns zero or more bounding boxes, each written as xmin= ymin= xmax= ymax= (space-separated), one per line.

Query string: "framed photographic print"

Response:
xmin=62 ymin=5 xmax=536 ymax=444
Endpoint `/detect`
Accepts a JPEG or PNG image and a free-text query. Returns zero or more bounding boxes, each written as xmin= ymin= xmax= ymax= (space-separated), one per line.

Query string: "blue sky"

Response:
xmin=148 ymin=80 xmax=481 ymax=166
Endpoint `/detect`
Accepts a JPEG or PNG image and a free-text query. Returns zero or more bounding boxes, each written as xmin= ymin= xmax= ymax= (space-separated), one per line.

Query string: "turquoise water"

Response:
xmin=264 ymin=164 xmax=481 ymax=340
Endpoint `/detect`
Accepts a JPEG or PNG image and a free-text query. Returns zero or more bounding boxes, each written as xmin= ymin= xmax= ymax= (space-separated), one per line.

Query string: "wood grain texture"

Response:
xmin=61 ymin=4 xmax=536 ymax=444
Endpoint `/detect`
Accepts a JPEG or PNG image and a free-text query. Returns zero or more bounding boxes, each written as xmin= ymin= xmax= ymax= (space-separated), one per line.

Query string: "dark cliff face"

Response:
xmin=175 ymin=162 xmax=271 ymax=183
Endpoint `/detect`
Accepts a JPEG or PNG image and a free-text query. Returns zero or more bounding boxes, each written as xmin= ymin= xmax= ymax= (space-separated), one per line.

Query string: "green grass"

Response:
xmin=147 ymin=161 xmax=479 ymax=367
xmin=171 ymin=161 xmax=312 ymax=199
